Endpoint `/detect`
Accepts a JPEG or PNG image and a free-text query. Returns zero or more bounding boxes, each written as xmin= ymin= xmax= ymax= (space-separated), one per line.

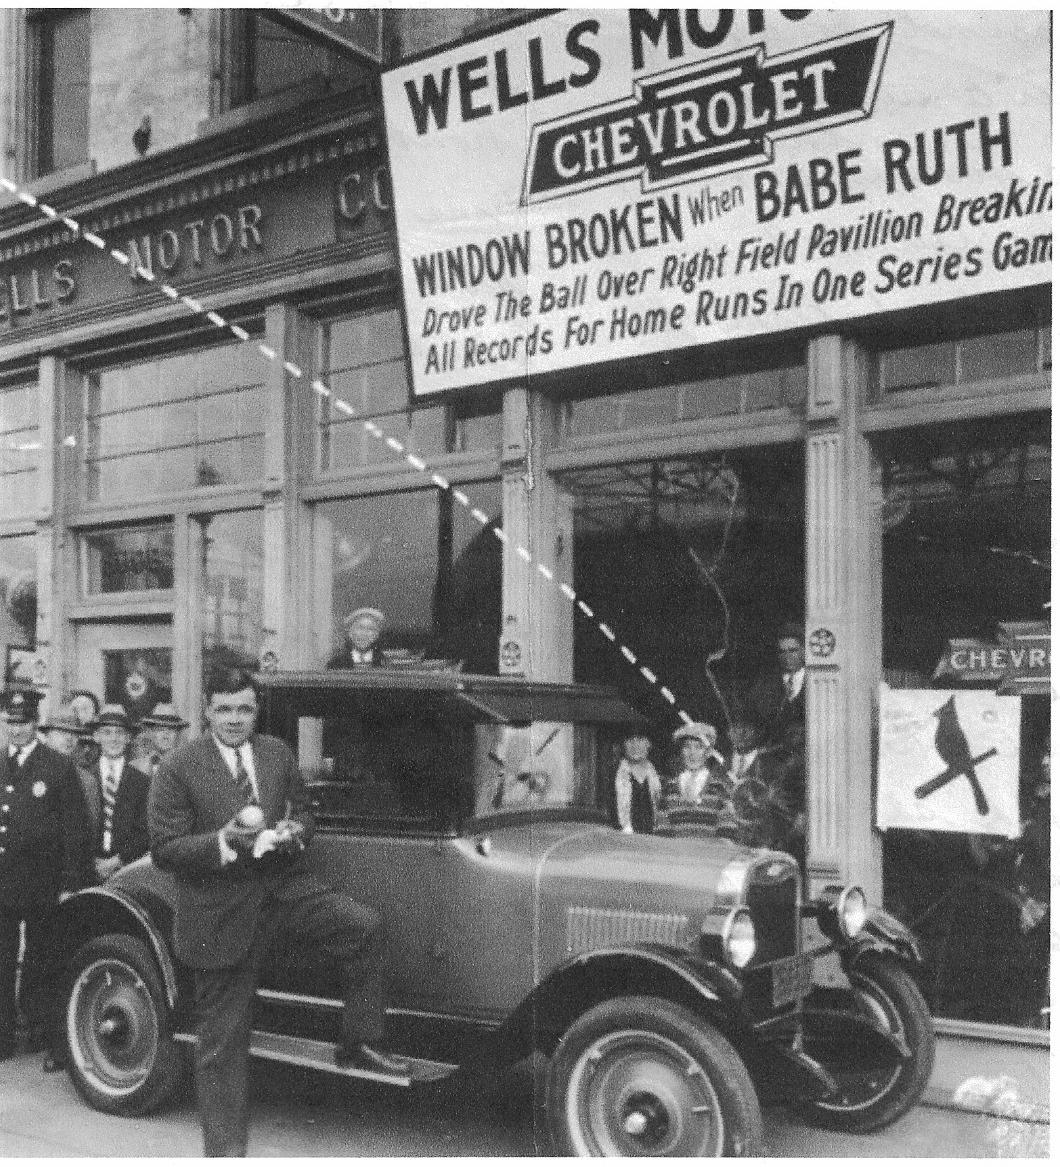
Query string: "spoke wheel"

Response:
xmin=63 ymin=934 xmax=183 ymax=1116
xmin=548 ymin=996 xmax=763 ymax=1157
xmin=797 ymin=958 xmax=935 ymax=1134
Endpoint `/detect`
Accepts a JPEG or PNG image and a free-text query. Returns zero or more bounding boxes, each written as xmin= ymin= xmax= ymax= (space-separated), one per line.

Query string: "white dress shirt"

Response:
xmin=783 ymin=667 xmax=806 ymax=701
xmin=7 ymin=739 xmax=37 ymax=768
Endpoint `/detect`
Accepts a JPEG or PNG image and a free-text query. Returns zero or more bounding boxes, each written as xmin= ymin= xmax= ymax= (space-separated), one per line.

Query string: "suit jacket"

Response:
xmin=0 ymin=742 xmax=90 ymax=912
xmin=79 ymin=757 xmax=152 ymax=868
xmin=748 ymin=669 xmax=806 ymax=746
xmin=728 ymin=747 xmax=802 ymax=852
xmin=148 ymin=732 xmax=314 ymax=969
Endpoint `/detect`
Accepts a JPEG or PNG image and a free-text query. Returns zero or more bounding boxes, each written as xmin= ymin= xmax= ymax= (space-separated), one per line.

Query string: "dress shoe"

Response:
xmin=334 ymin=1042 xmax=409 ymax=1076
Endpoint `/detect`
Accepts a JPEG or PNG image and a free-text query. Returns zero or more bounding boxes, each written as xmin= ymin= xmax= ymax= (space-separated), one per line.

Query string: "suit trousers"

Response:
xmin=0 ymin=906 xmax=55 ymax=1048
xmin=193 ymin=871 xmax=386 ymax=1157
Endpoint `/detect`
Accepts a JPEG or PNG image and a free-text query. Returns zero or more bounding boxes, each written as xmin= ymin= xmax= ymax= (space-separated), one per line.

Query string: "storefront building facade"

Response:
xmin=0 ymin=8 xmax=1050 ymax=1118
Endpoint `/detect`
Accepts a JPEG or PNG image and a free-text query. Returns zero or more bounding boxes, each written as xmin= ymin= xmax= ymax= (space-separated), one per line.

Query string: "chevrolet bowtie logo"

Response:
xmin=522 ymin=23 xmax=892 ymax=206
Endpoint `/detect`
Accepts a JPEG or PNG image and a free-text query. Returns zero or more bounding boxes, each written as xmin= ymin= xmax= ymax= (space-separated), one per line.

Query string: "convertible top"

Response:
xmin=254 ymin=669 xmax=646 ymax=727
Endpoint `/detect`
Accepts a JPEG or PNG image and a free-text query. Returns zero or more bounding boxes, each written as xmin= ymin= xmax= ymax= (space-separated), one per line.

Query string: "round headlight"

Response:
xmin=837 ymin=885 xmax=868 ymax=938
xmin=722 ymin=908 xmax=757 ymax=969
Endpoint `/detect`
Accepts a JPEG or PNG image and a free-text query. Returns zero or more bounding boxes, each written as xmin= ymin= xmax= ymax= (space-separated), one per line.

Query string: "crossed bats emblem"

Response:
xmin=914 ymin=695 xmax=995 ymax=815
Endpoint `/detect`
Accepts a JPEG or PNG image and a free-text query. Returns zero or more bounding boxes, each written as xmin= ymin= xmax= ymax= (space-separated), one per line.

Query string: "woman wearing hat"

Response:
xmin=327 ymin=607 xmax=387 ymax=669
xmin=669 ymin=722 xmax=732 ymax=822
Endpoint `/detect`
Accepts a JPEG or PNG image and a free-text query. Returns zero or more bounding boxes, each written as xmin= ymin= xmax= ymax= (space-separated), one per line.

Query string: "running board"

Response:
xmin=172 ymin=1030 xmax=453 ymax=1086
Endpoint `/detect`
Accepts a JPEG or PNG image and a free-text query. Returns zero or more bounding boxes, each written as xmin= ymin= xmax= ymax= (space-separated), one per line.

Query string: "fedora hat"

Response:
xmin=140 ymin=702 xmax=189 ymax=729
xmin=40 ymin=705 xmax=90 ymax=736
xmin=92 ymin=704 xmax=133 ymax=732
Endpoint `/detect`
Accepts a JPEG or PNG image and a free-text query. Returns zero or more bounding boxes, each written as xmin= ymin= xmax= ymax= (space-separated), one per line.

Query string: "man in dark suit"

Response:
xmin=148 ymin=667 xmax=407 ymax=1157
xmin=78 ymin=704 xmax=151 ymax=882
xmin=725 ymin=716 xmax=805 ymax=859
xmin=0 ymin=687 xmax=89 ymax=1059
xmin=748 ymin=621 xmax=806 ymax=748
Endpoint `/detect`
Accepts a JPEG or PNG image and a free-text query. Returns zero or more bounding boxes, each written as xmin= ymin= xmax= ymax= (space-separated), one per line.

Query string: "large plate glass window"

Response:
xmin=878 ymin=413 xmax=1050 ymax=1030
xmin=315 ymin=483 xmax=501 ymax=674
xmin=317 ymin=308 xmax=501 ymax=474
xmin=0 ymin=382 xmax=39 ymax=521
xmin=0 ymin=535 xmax=37 ymax=684
xmin=201 ymin=510 xmax=264 ymax=679
xmin=82 ymin=339 xmax=265 ymax=502
xmin=560 ymin=448 xmax=806 ymax=837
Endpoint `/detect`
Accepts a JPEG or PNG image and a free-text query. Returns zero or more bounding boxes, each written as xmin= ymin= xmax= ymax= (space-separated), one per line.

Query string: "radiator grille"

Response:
xmin=746 ymin=861 xmax=799 ymax=965
xmin=566 ymin=906 xmax=689 ymax=954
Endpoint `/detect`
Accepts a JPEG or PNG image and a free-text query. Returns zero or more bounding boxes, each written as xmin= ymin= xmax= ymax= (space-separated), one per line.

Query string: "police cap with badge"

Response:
xmin=0 ymin=686 xmax=42 ymax=724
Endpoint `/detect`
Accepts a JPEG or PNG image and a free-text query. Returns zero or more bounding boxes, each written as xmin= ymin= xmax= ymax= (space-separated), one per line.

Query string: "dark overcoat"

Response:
xmin=0 ymin=742 xmax=90 ymax=912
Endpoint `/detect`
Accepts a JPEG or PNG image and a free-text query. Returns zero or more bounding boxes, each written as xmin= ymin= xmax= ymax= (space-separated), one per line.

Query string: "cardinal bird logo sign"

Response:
xmin=877 ymin=686 xmax=1021 ymax=837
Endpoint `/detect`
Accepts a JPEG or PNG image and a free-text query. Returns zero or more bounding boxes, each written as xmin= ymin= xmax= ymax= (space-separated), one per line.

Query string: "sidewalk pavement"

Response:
xmin=0 ymin=1049 xmax=1047 ymax=1157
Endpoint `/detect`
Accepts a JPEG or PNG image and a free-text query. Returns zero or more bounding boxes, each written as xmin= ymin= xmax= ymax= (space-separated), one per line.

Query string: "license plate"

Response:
xmin=771 ymin=954 xmax=814 ymax=1006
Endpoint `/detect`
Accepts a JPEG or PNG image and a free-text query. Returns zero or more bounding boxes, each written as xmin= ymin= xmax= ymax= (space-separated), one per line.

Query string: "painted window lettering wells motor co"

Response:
xmin=50 ymin=670 xmax=934 ymax=1157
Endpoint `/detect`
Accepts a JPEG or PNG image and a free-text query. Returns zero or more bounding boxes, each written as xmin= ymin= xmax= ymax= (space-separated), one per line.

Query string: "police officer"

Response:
xmin=0 ymin=687 xmax=89 ymax=1059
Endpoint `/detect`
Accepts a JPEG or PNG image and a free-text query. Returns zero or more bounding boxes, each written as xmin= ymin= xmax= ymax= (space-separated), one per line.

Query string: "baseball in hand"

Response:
xmin=236 ymin=804 xmax=265 ymax=830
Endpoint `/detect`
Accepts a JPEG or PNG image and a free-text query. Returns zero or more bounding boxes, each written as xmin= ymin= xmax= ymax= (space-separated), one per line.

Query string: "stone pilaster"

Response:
xmin=804 ymin=335 xmax=881 ymax=900
xmin=499 ymin=388 xmax=572 ymax=682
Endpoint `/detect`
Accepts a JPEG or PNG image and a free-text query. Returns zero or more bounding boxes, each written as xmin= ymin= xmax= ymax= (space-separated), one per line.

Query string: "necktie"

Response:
xmin=784 ymin=673 xmax=795 ymax=700
xmin=233 ymin=748 xmax=257 ymax=805
xmin=8 ymin=748 xmax=19 ymax=769
xmin=101 ymin=761 xmax=119 ymax=854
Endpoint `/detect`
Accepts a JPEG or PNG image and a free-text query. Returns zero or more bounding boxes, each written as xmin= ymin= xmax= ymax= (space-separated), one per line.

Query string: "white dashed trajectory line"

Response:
xmin=0 ymin=171 xmax=695 ymax=726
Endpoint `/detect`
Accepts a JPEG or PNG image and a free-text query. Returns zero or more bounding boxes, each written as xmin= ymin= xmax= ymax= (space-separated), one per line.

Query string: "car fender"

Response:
xmin=493 ymin=944 xmax=742 ymax=1060
xmin=54 ymin=886 xmax=180 ymax=1010
xmin=845 ymin=907 xmax=923 ymax=971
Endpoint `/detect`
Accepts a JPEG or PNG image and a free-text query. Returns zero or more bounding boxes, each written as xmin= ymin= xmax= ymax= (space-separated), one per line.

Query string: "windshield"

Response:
xmin=472 ymin=721 xmax=611 ymax=820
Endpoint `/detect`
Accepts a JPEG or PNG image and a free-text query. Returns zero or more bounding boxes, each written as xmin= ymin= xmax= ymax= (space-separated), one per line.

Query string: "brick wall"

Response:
xmin=88 ymin=8 xmax=211 ymax=173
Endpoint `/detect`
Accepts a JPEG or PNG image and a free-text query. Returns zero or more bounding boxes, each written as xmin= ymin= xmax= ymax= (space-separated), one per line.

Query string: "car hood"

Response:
xmin=486 ymin=819 xmax=752 ymax=956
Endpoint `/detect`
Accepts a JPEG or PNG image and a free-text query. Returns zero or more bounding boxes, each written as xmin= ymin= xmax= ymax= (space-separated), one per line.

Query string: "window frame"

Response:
xmin=26 ymin=8 xmax=91 ymax=181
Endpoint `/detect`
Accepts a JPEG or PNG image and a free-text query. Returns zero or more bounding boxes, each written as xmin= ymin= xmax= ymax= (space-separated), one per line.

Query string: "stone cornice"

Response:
xmin=0 ymin=84 xmax=384 ymax=256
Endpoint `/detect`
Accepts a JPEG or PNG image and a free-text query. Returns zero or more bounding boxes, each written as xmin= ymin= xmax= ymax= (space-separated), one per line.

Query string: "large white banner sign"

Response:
xmin=876 ymin=687 xmax=1021 ymax=838
xmin=381 ymin=9 xmax=1051 ymax=397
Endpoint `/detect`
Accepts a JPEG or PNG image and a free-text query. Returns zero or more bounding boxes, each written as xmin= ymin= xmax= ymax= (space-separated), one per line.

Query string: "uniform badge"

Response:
xmin=33 ymin=780 xmax=47 ymax=798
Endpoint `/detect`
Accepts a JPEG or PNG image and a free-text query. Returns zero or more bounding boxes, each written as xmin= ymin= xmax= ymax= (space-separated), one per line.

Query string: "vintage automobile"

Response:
xmin=51 ymin=669 xmax=934 ymax=1156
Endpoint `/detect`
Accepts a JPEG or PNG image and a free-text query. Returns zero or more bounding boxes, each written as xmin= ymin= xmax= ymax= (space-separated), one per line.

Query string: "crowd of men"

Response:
xmin=0 ymin=689 xmax=190 ymax=1066
xmin=0 ymin=667 xmax=406 ymax=1157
